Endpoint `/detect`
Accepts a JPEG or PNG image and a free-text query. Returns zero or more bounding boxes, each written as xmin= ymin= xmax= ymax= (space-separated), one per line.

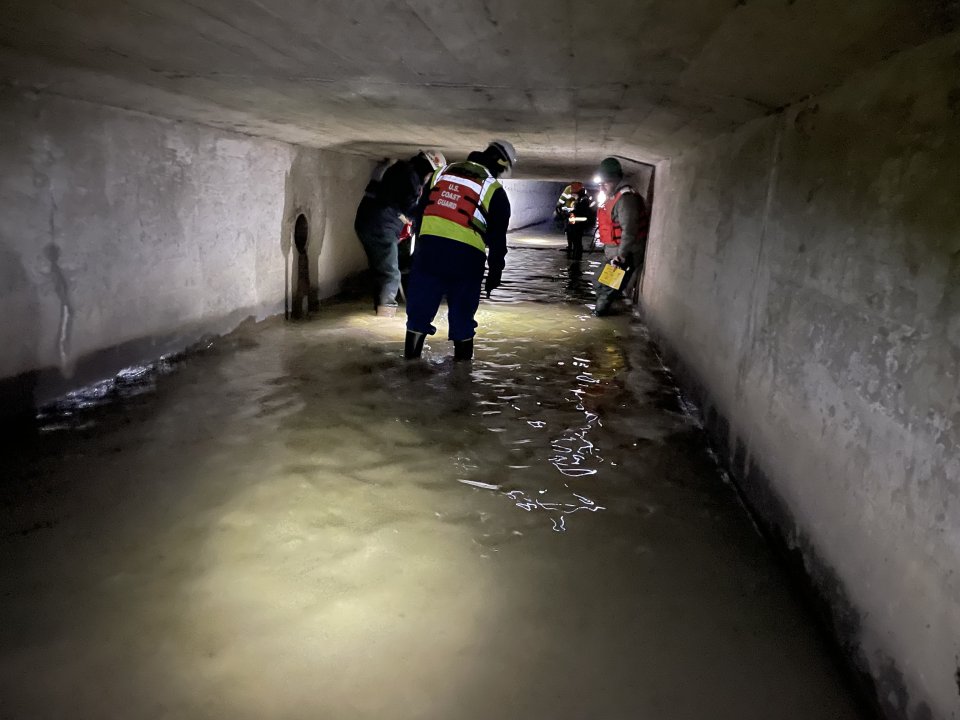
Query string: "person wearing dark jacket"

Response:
xmin=354 ymin=149 xmax=446 ymax=316
xmin=565 ymin=186 xmax=596 ymax=262
xmin=403 ymin=140 xmax=517 ymax=361
xmin=593 ymin=157 xmax=650 ymax=316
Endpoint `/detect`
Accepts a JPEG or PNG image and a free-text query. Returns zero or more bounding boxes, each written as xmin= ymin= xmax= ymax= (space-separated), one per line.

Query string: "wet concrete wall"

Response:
xmin=0 ymin=88 xmax=370 ymax=421
xmin=501 ymin=179 xmax=566 ymax=230
xmin=643 ymin=33 xmax=960 ymax=720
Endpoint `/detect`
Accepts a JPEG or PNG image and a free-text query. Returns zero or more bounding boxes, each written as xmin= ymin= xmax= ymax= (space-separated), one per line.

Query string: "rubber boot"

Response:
xmin=404 ymin=330 xmax=426 ymax=360
xmin=453 ymin=338 xmax=474 ymax=361
xmin=594 ymin=296 xmax=613 ymax=316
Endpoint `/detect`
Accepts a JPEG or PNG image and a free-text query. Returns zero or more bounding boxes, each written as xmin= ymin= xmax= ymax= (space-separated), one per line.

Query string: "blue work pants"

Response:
xmin=405 ymin=235 xmax=486 ymax=341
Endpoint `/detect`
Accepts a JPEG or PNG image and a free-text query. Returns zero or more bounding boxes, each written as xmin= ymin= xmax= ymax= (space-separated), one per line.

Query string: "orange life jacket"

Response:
xmin=422 ymin=163 xmax=490 ymax=236
xmin=597 ymin=187 xmax=635 ymax=246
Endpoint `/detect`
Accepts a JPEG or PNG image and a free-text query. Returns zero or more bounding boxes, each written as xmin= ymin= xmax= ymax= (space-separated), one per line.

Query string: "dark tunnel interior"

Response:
xmin=0 ymin=2 xmax=958 ymax=718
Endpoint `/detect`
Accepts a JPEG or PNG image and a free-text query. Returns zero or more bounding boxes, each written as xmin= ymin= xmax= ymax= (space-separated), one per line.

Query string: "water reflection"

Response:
xmin=2 ymin=225 xmax=866 ymax=720
xmin=29 ymin=230 xmax=628 ymax=536
xmin=407 ymin=237 xmax=639 ymax=533
xmin=502 ymin=489 xmax=606 ymax=533
xmin=35 ymin=353 xmax=187 ymax=432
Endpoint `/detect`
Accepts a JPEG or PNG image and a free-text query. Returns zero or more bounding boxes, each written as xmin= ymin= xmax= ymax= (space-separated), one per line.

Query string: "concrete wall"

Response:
xmin=0 ymin=88 xmax=370 ymax=420
xmin=501 ymin=180 xmax=565 ymax=230
xmin=625 ymin=164 xmax=655 ymax=202
xmin=643 ymin=33 xmax=960 ymax=719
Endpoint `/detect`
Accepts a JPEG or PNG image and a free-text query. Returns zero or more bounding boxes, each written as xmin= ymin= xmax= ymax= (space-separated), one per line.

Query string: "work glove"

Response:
xmin=611 ymin=255 xmax=627 ymax=269
xmin=485 ymin=270 xmax=502 ymax=298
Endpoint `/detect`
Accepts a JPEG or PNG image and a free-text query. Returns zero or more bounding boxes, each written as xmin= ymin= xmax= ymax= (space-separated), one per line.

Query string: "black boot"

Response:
xmin=404 ymin=330 xmax=426 ymax=359
xmin=594 ymin=295 xmax=613 ymax=316
xmin=453 ymin=338 xmax=474 ymax=361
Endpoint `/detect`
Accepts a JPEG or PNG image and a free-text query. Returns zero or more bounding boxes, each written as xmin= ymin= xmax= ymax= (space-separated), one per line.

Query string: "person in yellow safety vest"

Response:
xmin=555 ymin=181 xmax=582 ymax=228
xmin=565 ymin=185 xmax=597 ymax=262
xmin=404 ymin=140 xmax=517 ymax=361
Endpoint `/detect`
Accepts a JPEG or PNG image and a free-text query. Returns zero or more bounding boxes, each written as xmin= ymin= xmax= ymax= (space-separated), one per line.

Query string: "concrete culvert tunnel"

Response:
xmin=0 ymin=2 xmax=958 ymax=719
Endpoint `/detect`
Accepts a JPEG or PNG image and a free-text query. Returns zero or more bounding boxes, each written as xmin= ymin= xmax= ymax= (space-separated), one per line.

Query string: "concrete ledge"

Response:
xmin=0 ymin=300 xmax=283 ymax=430
xmin=642 ymin=312 xmax=898 ymax=720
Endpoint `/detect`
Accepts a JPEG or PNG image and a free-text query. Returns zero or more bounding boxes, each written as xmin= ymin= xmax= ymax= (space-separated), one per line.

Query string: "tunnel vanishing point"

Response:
xmin=1 ymin=2 xmax=959 ymax=719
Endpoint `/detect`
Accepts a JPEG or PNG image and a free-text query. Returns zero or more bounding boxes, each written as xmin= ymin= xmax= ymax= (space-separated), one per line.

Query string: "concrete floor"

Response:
xmin=0 ymin=228 xmax=865 ymax=719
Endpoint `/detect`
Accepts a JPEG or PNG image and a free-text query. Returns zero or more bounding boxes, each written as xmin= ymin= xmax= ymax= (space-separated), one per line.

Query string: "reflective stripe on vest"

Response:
xmin=597 ymin=186 xmax=635 ymax=246
xmin=421 ymin=161 xmax=501 ymax=253
xmin=557 ymin=184 xmax=576 ymax=212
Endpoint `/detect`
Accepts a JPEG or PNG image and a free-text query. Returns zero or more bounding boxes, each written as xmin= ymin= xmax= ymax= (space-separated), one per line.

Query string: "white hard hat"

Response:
xmin=420 ymin=149 xmax=447 ymax=171
xmin=488 ymin=139 xmax=518 ymax=169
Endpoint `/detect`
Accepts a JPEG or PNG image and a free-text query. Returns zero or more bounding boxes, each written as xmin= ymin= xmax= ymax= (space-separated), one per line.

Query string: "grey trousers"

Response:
xmin=357 ymin=226 xmax=402 ymax=308
xmin=594 ymin=245 xmax=639 ymax=315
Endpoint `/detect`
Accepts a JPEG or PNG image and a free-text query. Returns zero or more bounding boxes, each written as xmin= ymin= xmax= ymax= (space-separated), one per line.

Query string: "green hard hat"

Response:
xmin=597 ymin=157 xmax=623 ymax=180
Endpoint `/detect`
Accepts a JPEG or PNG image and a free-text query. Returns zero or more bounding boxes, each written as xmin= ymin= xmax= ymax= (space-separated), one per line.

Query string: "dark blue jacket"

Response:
xmin=355 ymin=159 xmax=424 ymax=238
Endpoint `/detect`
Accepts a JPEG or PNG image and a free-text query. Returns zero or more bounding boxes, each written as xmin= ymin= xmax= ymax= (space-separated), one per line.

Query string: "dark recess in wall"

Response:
xmin=294 ymin=214 xmax=309 ymax=253
xmin=292 ymin=213 xmax=311 ymax=319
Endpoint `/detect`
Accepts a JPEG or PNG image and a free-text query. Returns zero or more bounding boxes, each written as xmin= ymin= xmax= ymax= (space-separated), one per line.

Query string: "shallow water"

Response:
xmin=1 ymin=227 xmax=864 ymax=719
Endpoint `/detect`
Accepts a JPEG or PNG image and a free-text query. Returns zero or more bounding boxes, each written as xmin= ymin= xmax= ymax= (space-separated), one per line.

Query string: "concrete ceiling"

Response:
xmin=1 ymin=0 xmax=955 ymax=178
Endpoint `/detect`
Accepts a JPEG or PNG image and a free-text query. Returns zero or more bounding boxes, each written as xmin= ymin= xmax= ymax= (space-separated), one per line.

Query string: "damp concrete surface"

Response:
xmin=0 ymin=226 xmax=865 ymax=719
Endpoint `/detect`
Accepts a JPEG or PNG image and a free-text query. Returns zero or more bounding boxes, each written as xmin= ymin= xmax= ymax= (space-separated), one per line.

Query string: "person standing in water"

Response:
xmin=403 ymin=140 xmax=517 ymax=361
